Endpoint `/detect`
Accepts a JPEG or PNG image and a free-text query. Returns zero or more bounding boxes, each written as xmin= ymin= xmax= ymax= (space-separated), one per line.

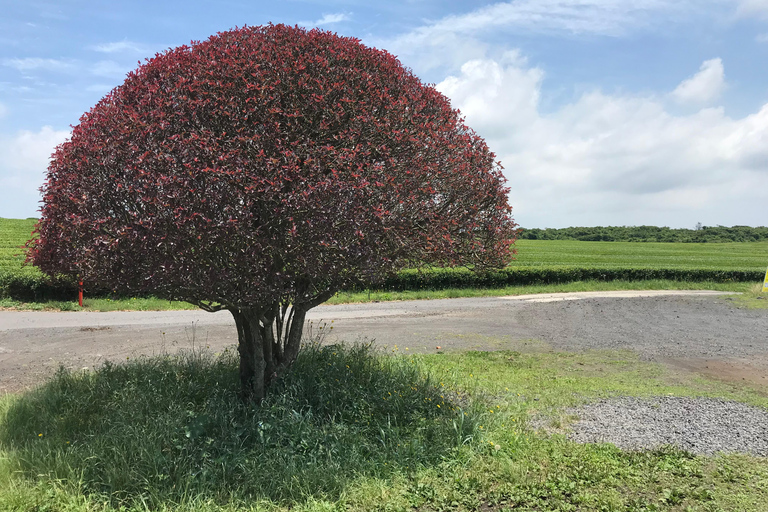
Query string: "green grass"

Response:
xmin=327 ymin=279 xmax=751 ymax=305
xmin=0 ymin=217 xmax=36 ymax=277
xmin=2 ymin=341 xmax=768 ymax=511
xmin=0 ymin=280 xmax=752 ymax=311
xmin=0 ymin=295 xmax=199 ymax=311
xmin=513 ymin=239 xmax=768 ymax=270
xmin=5 ymin=219 xmax=766 ymax=274
xmin=3 ymin=217 xmax=767 ymax=311
xmin=733 ymin=282 xmax=768 ymax=309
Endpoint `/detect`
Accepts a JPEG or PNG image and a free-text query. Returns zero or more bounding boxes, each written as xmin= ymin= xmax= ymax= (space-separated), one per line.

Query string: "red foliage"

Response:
xmin=31 ymin=24 xmax=517 ymax=308
xmin=29 ymin=24 xmax=517 ymax=398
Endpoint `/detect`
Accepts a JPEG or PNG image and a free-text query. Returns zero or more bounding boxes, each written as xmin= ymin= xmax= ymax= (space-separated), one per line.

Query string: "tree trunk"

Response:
xmin=283 ymin=307 xmax=306 ymax=367
xmin=230 ymin=308 xmax=267 ymax=402
xmin=228 ymin=289 xmax=337 ymax=401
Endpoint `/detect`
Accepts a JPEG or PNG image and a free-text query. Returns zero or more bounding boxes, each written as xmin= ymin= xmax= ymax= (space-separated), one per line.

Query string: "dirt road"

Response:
xmin=1 ymin=290 xmax=766 ymax=393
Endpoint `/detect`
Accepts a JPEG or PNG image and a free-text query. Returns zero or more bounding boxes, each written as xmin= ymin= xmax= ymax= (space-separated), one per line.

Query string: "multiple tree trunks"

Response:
xmin=29 ymin=24 xmax=517 ymax=400
xmin=228 ymin=291 xmax=330 ymax=401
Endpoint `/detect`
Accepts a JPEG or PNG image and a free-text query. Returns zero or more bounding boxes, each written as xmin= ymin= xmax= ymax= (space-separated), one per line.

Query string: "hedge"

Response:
xmin=0 ymin=272 xmax=80 ymax=302
xmin=372 ymin=266 xmax=763 ymax=292
xmin=3 ymin=266 xmax=762 ymax=302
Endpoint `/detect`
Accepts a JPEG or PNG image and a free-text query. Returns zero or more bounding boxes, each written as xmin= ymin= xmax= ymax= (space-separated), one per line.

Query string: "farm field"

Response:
xmin=513 ymin=239 xmax=768 ymax=271
xmin=2 ymin=218 xmax=767 ymax=308
xmin=0 ymin=218 xmax=36 ymax=277
xmin=4 ymin=218 xmax=767 ymax=274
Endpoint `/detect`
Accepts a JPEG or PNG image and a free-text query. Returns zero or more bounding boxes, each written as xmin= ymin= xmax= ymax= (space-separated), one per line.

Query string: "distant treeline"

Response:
xmin=519 ymin=225 xmax=768 ymax=243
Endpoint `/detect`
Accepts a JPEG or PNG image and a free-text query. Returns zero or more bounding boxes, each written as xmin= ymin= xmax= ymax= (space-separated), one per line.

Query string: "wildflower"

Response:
xmin=38 ymin=433 xmax=43 ymax=437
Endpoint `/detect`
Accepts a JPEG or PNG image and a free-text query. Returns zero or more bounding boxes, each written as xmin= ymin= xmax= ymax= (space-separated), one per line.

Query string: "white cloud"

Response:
xmin=437 ymin=52 xmax=543 ymax=140
xmin=91 ymin=40 xmax=145 ymax=53
xmin=435 ymin=53 xmax=768 ymax=228
xmin=377 ymin=0 xmax=698 ymax=76
xmin=300 ymin=12 xmax=351 ymax=27
xmin=671 ymin=58 xmax=726 ymax=105
xmin=420 ymin=0 xmax=678 ymax=37
xmin=0 ymin=126 xmax=70 ymax=218
xmin=2 ymin=57 xmax=75 ymax=73
xmin=735 ymin=0 xmax=768 ymax=18
xmin=91 ymin=60 xmax=130 ymax=79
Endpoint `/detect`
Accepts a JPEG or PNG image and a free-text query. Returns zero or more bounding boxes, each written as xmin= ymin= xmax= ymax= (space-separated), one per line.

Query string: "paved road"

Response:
xmin=1 ymin=290 xmax=766 ymax=393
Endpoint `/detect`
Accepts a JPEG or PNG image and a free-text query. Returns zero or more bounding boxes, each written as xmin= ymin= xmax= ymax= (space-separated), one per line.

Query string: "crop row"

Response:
xmin=373 ymin=266 xmax=763 ymax=292
xmin=2 ymin=265 xmax=763 ymax=302
xmin=513 ymin=240 xmax=768 ymax=269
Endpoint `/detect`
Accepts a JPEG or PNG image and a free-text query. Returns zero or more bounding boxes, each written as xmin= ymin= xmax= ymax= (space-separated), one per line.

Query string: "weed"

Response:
xmin=2 ymin=343 xmax=768 ymax=511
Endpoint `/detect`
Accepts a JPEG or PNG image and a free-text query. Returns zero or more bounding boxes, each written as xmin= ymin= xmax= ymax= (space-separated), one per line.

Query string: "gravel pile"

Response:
xmin=563 ymin=396 xmax=768 ymax=456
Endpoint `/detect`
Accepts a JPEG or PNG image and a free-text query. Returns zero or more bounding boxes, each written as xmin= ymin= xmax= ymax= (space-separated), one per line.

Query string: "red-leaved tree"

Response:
xmin=29 ymin=24 xmax=518 ymax=400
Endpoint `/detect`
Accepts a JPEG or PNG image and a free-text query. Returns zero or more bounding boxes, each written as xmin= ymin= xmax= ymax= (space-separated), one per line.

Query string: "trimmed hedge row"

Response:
xmin=372 ymin=266 xmax=763 ymax=291
xmin=0 ymin=272 xmax=80 ymax=302
xmin=2 ymin=266 xmax=762 ymax=302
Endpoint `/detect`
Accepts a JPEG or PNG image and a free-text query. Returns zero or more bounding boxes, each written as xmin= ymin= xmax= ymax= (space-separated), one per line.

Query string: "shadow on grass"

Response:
xmin=0 ymin=342 xmax=478 ymax=508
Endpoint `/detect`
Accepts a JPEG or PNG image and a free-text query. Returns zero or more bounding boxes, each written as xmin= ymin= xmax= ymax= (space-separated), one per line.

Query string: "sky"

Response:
xmin=1 ymin=1 xmax=767 ymax=228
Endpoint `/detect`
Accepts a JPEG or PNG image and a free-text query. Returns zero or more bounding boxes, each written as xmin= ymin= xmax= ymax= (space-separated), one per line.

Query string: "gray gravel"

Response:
xmin=562 ymin=396 xmax=768 ymax=456
xmin=513 ymin=295 xmax=768 ymax=360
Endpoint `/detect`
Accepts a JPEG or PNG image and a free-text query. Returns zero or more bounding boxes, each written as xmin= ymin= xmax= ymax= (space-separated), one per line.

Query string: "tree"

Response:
xmin=28 ymin=24 xmax=518 ymax=401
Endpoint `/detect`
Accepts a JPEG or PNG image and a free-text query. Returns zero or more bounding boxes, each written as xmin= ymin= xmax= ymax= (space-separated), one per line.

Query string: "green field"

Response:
xmin=2 ymin=218 xmax=767 ymax=308
xmin=0 ymin=218 xmax=36 ymax=277
xmin=3 ymin=218 xmax=766 ymax=274
xmin=513 ymin=239 xmax=768 ymax=270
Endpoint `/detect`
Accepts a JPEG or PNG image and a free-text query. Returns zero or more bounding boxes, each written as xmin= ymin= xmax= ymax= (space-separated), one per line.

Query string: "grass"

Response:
xmin=2 ymin=217 xmax=767 ymax=311
xmin=4 ymin=220 xmax=766 ymax=273
xmin=0 ymin=218 xmax=36 ymax=277
xmin=0 ymin=279 xmax=753 ymax=311
xmin=513 ymin=239 xmax=768 ymax=270
xmin=734 ymin=282 xmax=768 ymax=309
xmin=327 ymin=279 xmax=752 ymax=305
xmin=0 ymin=295 xmax=199 ymax=311
xmin=2 ymin=339 xmax=768 ymax=511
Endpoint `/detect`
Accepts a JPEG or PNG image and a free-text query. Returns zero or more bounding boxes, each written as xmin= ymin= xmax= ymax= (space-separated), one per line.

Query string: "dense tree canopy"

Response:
xmin=30 ymin=24 xmax=517 ymax=399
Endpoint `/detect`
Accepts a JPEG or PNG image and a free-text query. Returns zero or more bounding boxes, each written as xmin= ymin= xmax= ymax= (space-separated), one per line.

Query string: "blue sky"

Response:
xmin=2 ymin=0 xmax=768 ymax=228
